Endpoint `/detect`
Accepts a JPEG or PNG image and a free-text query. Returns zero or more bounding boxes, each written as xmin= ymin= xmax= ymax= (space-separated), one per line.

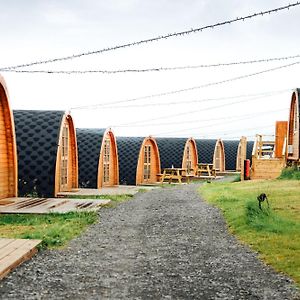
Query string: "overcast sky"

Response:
xmin=1 ymin=0 xmax=300 ymax=140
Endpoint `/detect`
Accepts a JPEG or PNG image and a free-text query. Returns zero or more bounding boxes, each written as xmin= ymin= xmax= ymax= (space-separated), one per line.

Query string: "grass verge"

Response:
xmin=0 ymin=211 xmax=98 ymax=249
xmin=199 ymin=179 xmax=300 ymax=287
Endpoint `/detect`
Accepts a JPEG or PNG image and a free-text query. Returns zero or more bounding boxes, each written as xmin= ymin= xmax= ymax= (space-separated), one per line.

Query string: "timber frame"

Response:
xmin=54 ymin=113 xmax=78 ymax=196
xmin=0 ymin=75 xmax=18 ymax=199
xmin=136 ymin=136 xmax=161 ymax=185
xmin=97 ymin=129 xmax=119 ymax=188
xmin=213 ymin=139 xmax=225 ymax=172
xmin=288 ymin=89 xmax=300 ymax=161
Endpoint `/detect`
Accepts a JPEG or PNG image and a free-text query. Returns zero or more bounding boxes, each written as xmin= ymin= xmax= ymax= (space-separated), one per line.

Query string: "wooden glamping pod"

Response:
xmin=0 ymin=75 xmax=17 ymax=199
xmin=77 ymin=128 xmax=119 ymax=188
xmin=196 ymin=139 xmax=225 ymax=172
xmin=288 ymin=88 xmax=300 ymax=161
xmin=13 ymin=110 xmax=78 ymax=197
xmin=117 ymin=136 xmax=160 ymax=185
xmin=156 ymin=137 xmax=198 ymax=173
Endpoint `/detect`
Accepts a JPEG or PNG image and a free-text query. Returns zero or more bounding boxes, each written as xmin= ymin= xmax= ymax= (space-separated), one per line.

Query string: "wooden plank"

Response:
xmin=0 ymin=239 xmax=41 ymax=280
xmin=0 ymin=197 xmax=110 ymax=214
xmin=0 ymin=239 xmax=14 ymax=249
xmin=0 ymin=239 xmax=28 ymax=260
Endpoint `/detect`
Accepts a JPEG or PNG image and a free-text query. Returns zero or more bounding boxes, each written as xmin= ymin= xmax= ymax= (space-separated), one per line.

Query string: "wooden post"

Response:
xmin=240 ymin=136 xmax=247 ymax=181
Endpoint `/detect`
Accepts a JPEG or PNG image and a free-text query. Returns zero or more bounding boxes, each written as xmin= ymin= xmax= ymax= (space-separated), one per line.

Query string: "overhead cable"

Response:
xmin=2 ymin=54 xmax=300 ymax=74
xmin=71 ymin=61 xmax=300 ymax=110
xmin=153 ymin=109 xmax=287 ymax=135
xmin=1 ymin=2 xmax=299 ymax=71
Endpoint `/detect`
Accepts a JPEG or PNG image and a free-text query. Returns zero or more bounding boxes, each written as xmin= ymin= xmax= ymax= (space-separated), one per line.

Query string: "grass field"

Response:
xmin=0 ymin=194 xmax=132 ymax=249
xmin=199 ymin=179 xmax=300 ymax=287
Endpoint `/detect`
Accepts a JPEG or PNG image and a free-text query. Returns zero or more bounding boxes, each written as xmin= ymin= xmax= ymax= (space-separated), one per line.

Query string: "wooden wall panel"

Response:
xmin=54 ymin=114 xmax=78 ymax=196
xmin=136 ymin=137 xmax=161 ymax=185
xmin=182 ymin=138 xmax=198 ymax=174
xmin=97 ymin=130 xmax=119 ymax=188
xmin=0 ymin=76 xmax=17 ymax=199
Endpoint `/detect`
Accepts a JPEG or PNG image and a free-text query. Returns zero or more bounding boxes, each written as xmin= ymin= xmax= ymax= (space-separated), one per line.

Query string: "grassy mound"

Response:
xmin=200 ymin=179 xmax=300 ymax=287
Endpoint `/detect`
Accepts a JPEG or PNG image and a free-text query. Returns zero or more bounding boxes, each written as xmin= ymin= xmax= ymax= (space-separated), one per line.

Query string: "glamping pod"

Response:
xmin=0 ymin=75 xmax=17 ymax=199
xmin=14 ymin=110 xmax=78 ymax=197
xmin=156 ymin=137 xmax=198 ymax=173
xmin=117 ymin=136 xmax=160 ymax=185
xmin=77 ymin=128 xmax=118 ymax=188
xmin=196 ymin=139 xmax=225 ymax=172
xmin=288 ymin=89 xmax=300 ymax=161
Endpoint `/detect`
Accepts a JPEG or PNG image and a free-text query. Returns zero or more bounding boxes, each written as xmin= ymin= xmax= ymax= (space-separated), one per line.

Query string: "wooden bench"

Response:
xmin=196 ymin=163 xmax=216 ymax=178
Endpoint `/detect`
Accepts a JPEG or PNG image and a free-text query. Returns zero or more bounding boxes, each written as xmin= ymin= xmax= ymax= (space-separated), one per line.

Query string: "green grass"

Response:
xmin=279 ymin=166 xmax=300 ymax=180
xmin=199 ymin=179 xmax=300 ymax=287
xmin=0 ymin=212 xmax=98 ymax=249
xmin=0 ymin=193 xmax=134 ymax=249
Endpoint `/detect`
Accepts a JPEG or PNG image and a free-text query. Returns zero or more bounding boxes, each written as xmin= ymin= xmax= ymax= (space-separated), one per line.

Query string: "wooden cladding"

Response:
xmin=213 ymin=140 xmax=225 ymax=172
xmin=0 ymin=76 xmax=17 ymax=199
xmin=182 ymin=138 xmax=198 ymax=174
xmin=136 ymin=137 xmax=160 ymax=185
xmin=288 ymin=90 xmax=299 ymax=160
xmin=54 ymin=114 xmax=78 ymax=196
xmin=97 ymin=130 xmax=119 ymax=188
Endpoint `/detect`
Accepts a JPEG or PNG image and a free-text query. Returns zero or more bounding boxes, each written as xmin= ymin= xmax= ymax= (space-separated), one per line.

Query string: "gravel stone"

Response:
xmin=0 ymin=184 xmax=299 ymax=299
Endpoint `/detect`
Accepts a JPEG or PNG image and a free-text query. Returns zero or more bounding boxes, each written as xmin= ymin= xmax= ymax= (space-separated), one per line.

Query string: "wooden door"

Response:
xmin=103 ymin=138 xmax=110 ymax=185
xmin=186 ymin=144 xmax=192 ymax=174
xmin=215 ymin=143 xmax=221 ymax=170
xmin=60 ymin=123 xmax=69 ymax=191
xmin=143 ymin=145 xmax=151 ymax=182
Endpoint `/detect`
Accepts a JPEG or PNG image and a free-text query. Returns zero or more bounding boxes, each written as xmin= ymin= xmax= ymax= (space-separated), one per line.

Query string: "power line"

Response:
xmin=83 ymin=89 xmax=290 ymax=111
xmin=2 ymin=54 xmax=300 ymax=74
xmin=115 ymin=107 xmax=288 ymax=128
xmin=161 ymin=125 xmax=274 ymax=139
xmin=154 ymin=108 xmax=287 ymax=136
xmin=1 ymin=2 xmax=299 ymax=71
xmin=71 ymin=61 xmax=300 ymax=110
xmin=112 ymin=94 xmax=278 ymax=128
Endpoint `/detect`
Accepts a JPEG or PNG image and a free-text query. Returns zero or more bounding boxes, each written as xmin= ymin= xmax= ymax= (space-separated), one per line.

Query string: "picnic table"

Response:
xmin=160 ymin=168 xmax=193 ymax=184
xmin=196 ymin=163 xmax=216 ymax=178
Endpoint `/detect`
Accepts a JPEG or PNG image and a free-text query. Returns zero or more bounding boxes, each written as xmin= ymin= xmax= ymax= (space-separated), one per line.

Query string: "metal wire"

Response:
xmin=1 ymin=2 xmax=299 ymax=71
xmin=2 ymin=54 xmax=300 ymax=74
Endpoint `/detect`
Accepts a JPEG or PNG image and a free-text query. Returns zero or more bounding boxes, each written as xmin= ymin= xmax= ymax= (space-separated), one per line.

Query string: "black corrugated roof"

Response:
xmin=117 ymin=136 xmax=144 ymax=185
xmin=77 ymin=128 xmax=106 ymax=188
xmin=156 ymin=137 xmax=187 ymax=169
xmin=195 ymin=139 xmax=217 ymax=164
xmin=223 ymin=140 xmax=240 ymax=171
xmin=13 ymin=110 xmax=65 ymax=197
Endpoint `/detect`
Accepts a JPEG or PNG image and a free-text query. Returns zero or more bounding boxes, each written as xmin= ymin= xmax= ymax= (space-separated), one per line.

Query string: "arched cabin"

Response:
xmin=196 ymin=139 xmax=225 ymax=172
xmin=13 ymin=110 xmax=78 ymax=197
xmin=77 ymin=128 xmax=119 ymax=188
xmin=118 ymin=136 xmax=161 ymax=185
xmin=0 ymin=75 xmax=17 ymax=199
xmin=288 ymin=89 xmax=300 ymax=161
xmin=156 ymin=137 xmax=198 ymax=173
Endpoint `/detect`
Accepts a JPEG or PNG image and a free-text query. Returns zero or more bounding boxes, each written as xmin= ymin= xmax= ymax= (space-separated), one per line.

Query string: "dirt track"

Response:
xmin=0 ymin=184 xmax=299 ymax=299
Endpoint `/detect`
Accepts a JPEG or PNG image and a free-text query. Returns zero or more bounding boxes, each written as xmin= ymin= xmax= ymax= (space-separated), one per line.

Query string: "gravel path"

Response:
xmin=0 ymin=185 xmax=299 ymax=300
